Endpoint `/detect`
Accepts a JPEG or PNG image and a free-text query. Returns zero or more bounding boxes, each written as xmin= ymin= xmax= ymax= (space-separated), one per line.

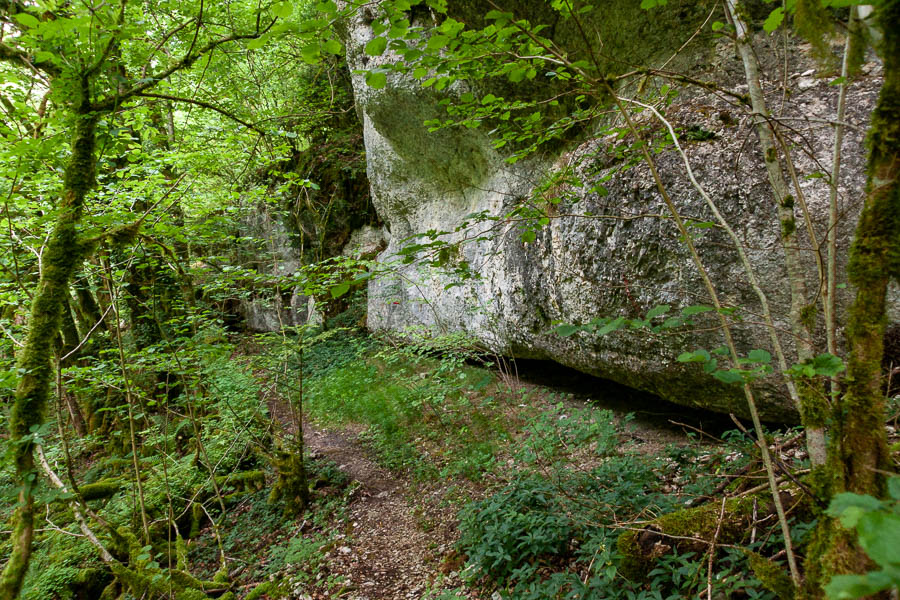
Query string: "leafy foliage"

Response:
xmin=824 ymin=477 xmax=900 ymax=599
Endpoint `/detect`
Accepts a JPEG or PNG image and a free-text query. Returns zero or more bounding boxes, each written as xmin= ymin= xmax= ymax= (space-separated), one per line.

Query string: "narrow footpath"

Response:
xmin=303 ymin=426 xmax=476 ymax=600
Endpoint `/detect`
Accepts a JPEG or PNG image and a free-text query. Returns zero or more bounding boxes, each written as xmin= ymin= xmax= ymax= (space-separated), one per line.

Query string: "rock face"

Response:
xmin=238 ymin=206 xmax=319 ymax=332
xmin=343 ymin=3 xmax=889 ymax=420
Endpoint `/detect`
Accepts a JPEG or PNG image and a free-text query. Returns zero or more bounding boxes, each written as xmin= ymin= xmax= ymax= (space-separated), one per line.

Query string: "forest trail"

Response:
xmin=302 ymin=425 xmax=473 ymax=600
xmin=264 ymin=368 xmax=718 ymax=600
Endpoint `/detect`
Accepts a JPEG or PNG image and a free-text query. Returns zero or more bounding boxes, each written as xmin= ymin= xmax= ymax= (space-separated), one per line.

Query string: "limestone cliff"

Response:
xmin=343 ymin=1 xmax=891 ymax=420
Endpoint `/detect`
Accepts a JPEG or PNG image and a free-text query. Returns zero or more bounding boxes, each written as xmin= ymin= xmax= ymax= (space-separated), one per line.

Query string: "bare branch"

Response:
xmin=136 ymin=92 xmax=264 ymax=133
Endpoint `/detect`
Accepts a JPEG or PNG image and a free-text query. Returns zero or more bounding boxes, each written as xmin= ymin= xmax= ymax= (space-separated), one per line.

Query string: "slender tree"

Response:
xmin=0 ymin=2 xmax=271 ymax=595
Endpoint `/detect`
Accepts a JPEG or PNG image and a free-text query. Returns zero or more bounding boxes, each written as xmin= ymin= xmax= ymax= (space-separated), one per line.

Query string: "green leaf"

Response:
xmin=660 ymin=316 xmax=683 ymax=329
xmin=389 ymin=22 xmax=410 ymax=38
xmin=677 ymin=349 xmax=711 ymax=363
xmin=554 ymin=324 xmax=580 ymax=337
xmin=330 ymin=282 xmax=351 ymax=299
xmin=365 ymin=71 xmax=388 ymax=89
xmin=747 ymin=349 xmax=772 ymax=364
xmin=15 ymin=12 xmax=40 ymax=28
xmin=825 ymin=571 xmax=896 ymax=599
xmin=812 ymin=353 xmax=845 ymax=376
xmin=33 ymin=51 xmax=56 ymax=64
xmin=888 ymin=477 xmax=900 ymax=501
xmin=764 ymin=7 xmax=785 ymax=33
xmin=365 ymin=36 xmax=388 ymax=56
xmin=247 ymin=35 xmax=270 ymax=50
xmin=323 ymin=38 xmax=343 ymax=54
xmin=646 ymin=305 xmax=670 ymax=319
xmin=272 ymin=1 xmax=292 ymax=18
xmin=682 ymin=305 xmax=713 ymax=316
xmin=427 ymin=34 xmax=449 ymax=50
xmin=597 ymin=316 xmax=625 ymax=336
xmin=857 ymin=512 xmax=900 ymax=567
xmin=316 ymin=0 xmax=338 ymax=14
xmin=826 ymin=492 xmax=885 ymax=527
xmin=712 ymin=370 xmax=744 ymax=385
xmin=300 ymin=43 xmax=320 ymax=63
xmin=508 ymin=68 xmax=527 ymax=83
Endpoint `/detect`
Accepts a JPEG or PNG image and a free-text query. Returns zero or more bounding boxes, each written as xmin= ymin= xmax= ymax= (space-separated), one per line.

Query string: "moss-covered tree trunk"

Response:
xmin=0 ymin=108 xmax=97 ymax=600
xmin=806 ymin=2 xmax=900 ymax=596
xmin=836 ymin=0 xmax=898 ymax=498
xmin=71 ymin=271 xmax=107 ymax=337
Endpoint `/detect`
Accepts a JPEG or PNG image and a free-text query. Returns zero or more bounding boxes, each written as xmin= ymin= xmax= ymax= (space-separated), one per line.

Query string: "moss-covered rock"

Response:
xmin=78 ymin=479 xmax=123 ymax=501
xmin=617 ymin=491 xmax=805 ymax=581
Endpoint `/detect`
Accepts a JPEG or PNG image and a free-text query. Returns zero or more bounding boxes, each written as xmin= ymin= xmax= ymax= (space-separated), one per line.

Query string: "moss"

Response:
xmin=245 ymin=581 xmax=290 ymax=600
xmin=800 ymin=303 xmax=817 ymax=333
xmin=616 ymin=527 xmax=646 ymax=580
xmin=102 ymin=526 xmax=227 ymax=600
xmin=798 ymin=381 xmax=829 ymax=430
xmin=2 ymin=111 xmax=99 ymax=599
xmin=98 ymin=580 xmax=119 ymax=600
xmin=78 ymin=479 xmax=123 ymax=501
xmin=804 ymin=5 xmax=900 ymax=595
xmin=781 ymin=217 xmax=797 ymax=238
xmin=189 ymin=503 xmax=204 ymax=538
xmin=110 ymin=563 xmax=211 ymax=600
xmin=802 ymin=516 xmax=871 ymax=598
xmin=617 ymin=495 xmax=758 ymax=579
xmin=215 ymin=470 xmax=265 ymax=493
xmin=269 ymin=447 xmax=309 ymax=517
xmin=794 ymin=0 xmax=837 ymax=64
xmin=745 ymin=550 xmax=795 ymax=599
xmin=176 ymin=535 xmax=188 ymax=571
xmin=781 ymin=194 xmax=795 ymax=209
xmin=838 ymin=0 xmax=900 ymax=498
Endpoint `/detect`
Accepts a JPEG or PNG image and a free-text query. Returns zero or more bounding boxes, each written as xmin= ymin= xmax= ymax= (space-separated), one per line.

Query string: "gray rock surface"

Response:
xmin=238 ymin=205 xmax=318 ymax=332
xmin=343 ymin=5 xmax=889 ymax=420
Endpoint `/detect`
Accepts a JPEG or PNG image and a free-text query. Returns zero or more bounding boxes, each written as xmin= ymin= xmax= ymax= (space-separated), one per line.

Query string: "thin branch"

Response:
xmin=140 ymin=16 xmax=198 ymax=78
xmin=0 ymin=40 xmax=59 ymax=78
xmin=60 ymin=303 xmax=113 ymax=361
xmin=135 ymin=92 xmax=263 ymax=133
xmin=96 ymin=20 xmax=277 ymax=111
xmin=36 ymin=445 xmax=114 ymax=563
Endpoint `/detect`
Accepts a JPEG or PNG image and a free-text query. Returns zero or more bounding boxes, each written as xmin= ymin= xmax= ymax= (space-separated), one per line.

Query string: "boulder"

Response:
xmin=342 ymin=2 xmax=891 ymax=420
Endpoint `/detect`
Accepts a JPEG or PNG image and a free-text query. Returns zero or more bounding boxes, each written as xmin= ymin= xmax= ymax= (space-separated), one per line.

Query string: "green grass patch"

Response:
xmin=297 ymin=330 xmax=514 ymax=479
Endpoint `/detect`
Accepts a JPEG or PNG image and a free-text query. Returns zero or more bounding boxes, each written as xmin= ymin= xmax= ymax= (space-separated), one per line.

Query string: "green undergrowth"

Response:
xmin=298 ymin=328 xmax=515 ymax=479
xmin=2 ymin=312 xmax=826 ymax=600
xmin=453 ymin=412 xmax=810 ymax=600
xmin=2 ymin=318 xmax=352 ymax=600
xmin=189 ymin=458 xmax=353 ymax=595
xmin=291 ymin=323 xmax=810 ymax=598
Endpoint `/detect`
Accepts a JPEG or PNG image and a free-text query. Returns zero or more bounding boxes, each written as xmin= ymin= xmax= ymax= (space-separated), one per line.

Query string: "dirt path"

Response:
xmin=303 ymin=426 xmax=472 ymax=600
xmin=262 ymin=369 xmax=717 ymax=600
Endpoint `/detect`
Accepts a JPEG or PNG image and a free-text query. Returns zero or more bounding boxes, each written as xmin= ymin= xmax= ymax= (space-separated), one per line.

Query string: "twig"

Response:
xmin=36 ymin=445 xmax=114 ymax=562
xmin=707 ymin=497 xmax=727 ymax=600
xmin=751 ymin=497 xmax=759 ymax=544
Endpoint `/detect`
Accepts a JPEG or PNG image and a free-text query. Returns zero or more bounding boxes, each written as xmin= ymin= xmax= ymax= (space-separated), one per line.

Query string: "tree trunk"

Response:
xmin=0 ymin=109 xmax=97 ymax=600
xmin=837 ymin=0 xmax=898 ymax=498
xmin=806 ymin=3 xmax=900 ymax=597
xmin=71 ymin=272 xmax=106 ymax=337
